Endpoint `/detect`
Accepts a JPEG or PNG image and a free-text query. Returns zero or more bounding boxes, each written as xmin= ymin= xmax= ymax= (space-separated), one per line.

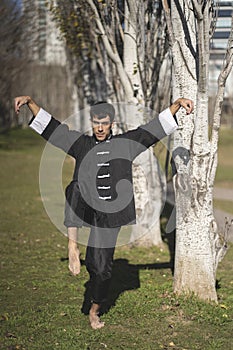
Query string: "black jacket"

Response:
xmin=30 ymin=112 xmax=171 ymax=228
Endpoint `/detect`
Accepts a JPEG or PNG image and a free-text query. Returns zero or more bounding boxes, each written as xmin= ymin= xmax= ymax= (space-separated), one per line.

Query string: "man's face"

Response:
xmin=92 ymin=115 xmax=113 ymax=141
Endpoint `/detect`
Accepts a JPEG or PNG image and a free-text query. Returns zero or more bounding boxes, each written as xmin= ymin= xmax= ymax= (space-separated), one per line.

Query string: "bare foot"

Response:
xmin=68 ymin=246 xmax=81 ymax=276
xmin=89 ymin=303 xmax=105 ymax=329
xmin=89 ymin=311 xmax=105 ymax=330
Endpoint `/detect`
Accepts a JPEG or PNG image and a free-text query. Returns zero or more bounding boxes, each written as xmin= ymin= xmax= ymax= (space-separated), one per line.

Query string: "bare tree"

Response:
xmin=49 ymin=0 xmax=170 ymax=246
xmin=162 ymin=0 xmax=233 ymax=301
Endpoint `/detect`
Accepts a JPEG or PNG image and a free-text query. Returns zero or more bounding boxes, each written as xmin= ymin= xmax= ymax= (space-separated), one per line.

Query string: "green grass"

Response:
xmin=0 ymin=128 xmax=233 ymax=350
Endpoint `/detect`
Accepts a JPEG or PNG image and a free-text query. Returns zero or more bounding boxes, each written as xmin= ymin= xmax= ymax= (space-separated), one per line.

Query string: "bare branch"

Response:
xmin=86 ymin=0 xmax=133 ymax=100
xmin=191 ymin=0 xmax=203 ymax=20
xmin=212 ymin=73 xmax=231 ymax=134
xmin=208 ymin=15 xmax=233 ymax=185
xmin=114 ymin=3 xmax=124 ymax=43
xmin=162 ymin=0 xmax=175 ymax=46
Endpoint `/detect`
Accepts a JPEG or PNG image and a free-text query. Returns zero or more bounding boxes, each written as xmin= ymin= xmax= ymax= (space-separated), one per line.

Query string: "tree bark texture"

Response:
xmin=163 ymin=0 xmax=231 ymax=301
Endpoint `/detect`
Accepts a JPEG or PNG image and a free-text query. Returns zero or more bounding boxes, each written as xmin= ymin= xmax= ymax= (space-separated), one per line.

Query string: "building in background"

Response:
xmin=209 ymin=0 xmax=233 ymax=126
xmin=22 ymin=0 xmax=66 ymax=66
xmin=19 ymin=0 xmax=77 ymax=122
xmin=210 ymin=0 xmax=233 ymax=93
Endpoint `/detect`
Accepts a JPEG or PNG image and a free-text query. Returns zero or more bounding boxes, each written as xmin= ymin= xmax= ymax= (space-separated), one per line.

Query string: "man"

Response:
xmin=14 ymin=96 xmax=193 ymax=329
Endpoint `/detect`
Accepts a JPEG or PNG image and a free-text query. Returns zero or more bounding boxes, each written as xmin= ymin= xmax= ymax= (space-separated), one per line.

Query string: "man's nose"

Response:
xmin=98 ymin=124 xmax=103 ymax=131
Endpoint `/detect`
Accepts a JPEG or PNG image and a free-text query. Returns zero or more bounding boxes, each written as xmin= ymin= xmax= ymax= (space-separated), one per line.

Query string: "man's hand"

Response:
xmin=170 ymin=98 xmax=194 ymax=116
xmin=14 ymin=96 xmax=40 ymax=116
xmin=179 ymin=98 xmax=194 ymax=115
xmin=14 ymin=96 xmax=31 ymax=114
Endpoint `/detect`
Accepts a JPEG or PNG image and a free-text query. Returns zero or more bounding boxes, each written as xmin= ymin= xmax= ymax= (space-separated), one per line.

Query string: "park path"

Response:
xmin=213 ymin=187 xmax=233 ymax=243
xmin=213 ymin=187 xmax=233 ymax=202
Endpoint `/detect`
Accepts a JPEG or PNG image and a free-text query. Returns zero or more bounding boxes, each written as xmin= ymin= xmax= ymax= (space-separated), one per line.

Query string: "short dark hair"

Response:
xmin=90 ymin=101 xmax=115 ymax=122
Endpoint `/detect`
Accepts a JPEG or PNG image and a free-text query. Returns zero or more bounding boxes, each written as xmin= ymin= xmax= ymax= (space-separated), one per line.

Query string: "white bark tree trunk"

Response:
xmin=122 ymin=0 xmax=164 ymax=247
xmin=163 ymin=0 xmax=231 ymax=301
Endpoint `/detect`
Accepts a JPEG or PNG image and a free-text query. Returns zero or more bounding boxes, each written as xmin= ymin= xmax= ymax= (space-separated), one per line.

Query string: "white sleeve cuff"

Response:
xmin=29 ymin=108 xmax=52 ymax=134
xmin=158 ymin=107 xmax=178 ymax=135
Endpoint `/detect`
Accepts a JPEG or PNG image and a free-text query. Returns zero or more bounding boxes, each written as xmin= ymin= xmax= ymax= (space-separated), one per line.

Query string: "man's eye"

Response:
xmin=93 ymin=121 xmax=110 ymax=126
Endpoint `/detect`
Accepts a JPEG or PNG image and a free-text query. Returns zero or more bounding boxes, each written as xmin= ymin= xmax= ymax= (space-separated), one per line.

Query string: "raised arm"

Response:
xmin=14 ymin=95 xmax=82 ymax=158
xmin=14 ymin=96 xmax=40 ymax=116
xmin=119 ymin=97 xmax=194 ymax=159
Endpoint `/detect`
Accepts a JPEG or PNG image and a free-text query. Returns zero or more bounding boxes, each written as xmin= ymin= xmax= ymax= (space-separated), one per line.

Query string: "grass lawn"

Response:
xmin=0 ymin=128 xmax=232 ymax=350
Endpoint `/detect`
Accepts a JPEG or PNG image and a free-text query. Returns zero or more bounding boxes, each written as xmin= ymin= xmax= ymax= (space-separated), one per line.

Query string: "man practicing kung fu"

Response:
xmin=15 ymin=96 xmax=193 ymax=329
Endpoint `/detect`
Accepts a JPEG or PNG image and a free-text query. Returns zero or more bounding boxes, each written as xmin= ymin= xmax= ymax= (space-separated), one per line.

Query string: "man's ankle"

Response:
xmin=90 ymin=302 xmax=100 ymax=314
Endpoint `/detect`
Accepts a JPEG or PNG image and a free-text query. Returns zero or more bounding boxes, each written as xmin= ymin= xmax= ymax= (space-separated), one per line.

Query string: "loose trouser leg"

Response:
xmin=85 ymin=226 xmax=120 ymax=304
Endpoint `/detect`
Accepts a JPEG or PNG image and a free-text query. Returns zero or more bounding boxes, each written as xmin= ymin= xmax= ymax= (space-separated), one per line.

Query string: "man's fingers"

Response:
xmin=182 ymin=99 xmax=194 ymax=114
xmin=188 ymin=101 xmax=194 ymax=114
xmin=14 ymin=98 xmax=24 ymax=114
xmin=14 ymin=96 xmax=29 ymax=114
xmin=188 ymin=100 xmax=194 ymax=113
xmin=69 ymin=264 xmax=80 ymax=276
xmin=14 ymin=98 xmax=20 ymax=113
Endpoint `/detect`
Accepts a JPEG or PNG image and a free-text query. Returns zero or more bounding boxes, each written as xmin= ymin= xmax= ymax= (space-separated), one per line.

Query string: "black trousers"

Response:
xmin=85 ymin=226 xmax=120 ymax=304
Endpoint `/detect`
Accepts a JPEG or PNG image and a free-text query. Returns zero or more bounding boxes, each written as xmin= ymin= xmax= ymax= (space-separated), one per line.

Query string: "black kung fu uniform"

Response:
xmin=29 ymin=107 xmax=177 ymax=305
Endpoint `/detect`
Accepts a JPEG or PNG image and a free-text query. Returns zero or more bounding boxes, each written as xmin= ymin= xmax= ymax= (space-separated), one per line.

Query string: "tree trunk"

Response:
xmin=173 ymin=178 xmax=218 ymax=300
xmin=130 ymin=151 xmax=165 ymax=247
xmin=166 ymin=0 xmax=228 ymax=301
xmin=122 ymin=0 xmax=164 ymax=247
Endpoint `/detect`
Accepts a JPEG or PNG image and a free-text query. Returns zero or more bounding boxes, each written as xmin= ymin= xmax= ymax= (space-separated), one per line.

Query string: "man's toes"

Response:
xmin=91 ymin=321 xmax=105 ymax=330
xmin=68 ymin=263 xmax=80 ymax=276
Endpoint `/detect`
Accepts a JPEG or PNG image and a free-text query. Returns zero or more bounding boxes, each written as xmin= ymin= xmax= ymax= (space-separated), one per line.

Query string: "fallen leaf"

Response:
xmin=169 ymin=341 xmax=175 ymax=347
xmin=5 ymin=332 xmax=17 ymax=338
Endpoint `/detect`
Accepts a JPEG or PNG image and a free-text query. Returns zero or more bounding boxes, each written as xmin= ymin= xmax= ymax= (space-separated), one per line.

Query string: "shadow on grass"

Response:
xmin=60 ymin=185 xmax=177 ymax=317
xmin=81 ymin=258 xmax=173 ymax=316
xmin=62 ymin=247 xmax=174 ymax=316
xmin=80 ymin=188 xmax=177 ymax=316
